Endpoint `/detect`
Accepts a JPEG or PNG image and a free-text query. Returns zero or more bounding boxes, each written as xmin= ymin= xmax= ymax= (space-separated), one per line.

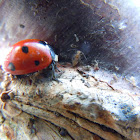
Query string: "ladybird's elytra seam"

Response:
xmin=22 ymin=46 xmax=29 ymax=53
xmin=38 ymin=41 xmax=47 ymax=46
xmin=8 ymin=62 xmax=15 ymax=71
xmin=34 ymin=60 xmax=40 ymax=66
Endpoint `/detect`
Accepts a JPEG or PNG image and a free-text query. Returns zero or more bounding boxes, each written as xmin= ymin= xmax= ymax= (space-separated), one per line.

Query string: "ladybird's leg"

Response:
xmin=52 ymin=60 xmax=60 ymax=72
xmin=51 ymin=61 xmax=61 ymax=83
xmin=51 ymin=61 xmax=56 ymax=79
xmin=55 ymin=65 xmax=61 ymax=72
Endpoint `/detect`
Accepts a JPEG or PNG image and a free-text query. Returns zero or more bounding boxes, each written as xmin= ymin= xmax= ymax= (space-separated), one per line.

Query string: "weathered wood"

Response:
xmin=0 ymin=67 xmax=140 ymax=140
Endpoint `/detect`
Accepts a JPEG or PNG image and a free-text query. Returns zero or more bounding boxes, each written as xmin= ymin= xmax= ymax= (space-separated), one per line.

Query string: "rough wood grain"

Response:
xmin=0 ymin=66 xmax=140 ymax=140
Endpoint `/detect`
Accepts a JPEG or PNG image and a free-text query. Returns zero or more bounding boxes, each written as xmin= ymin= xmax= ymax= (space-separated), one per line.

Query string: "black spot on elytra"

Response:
xmin=22 ymin=46 xmax=28 ymax=53
xmin=39 ymin=41 xmax=47 ymax=46
xmin=8 ymin=62 xmax=15 ymax=71
xmin=34 ymin=60 xmax=40 ymax=66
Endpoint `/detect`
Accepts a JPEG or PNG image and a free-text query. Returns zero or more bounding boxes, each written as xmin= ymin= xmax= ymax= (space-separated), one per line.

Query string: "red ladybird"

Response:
xmin=3 ymin=39 xmax=58 ymax=75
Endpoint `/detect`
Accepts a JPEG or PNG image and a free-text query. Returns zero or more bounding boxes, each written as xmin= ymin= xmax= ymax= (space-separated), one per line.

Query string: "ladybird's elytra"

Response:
xmin=3 ymin=39 xmax=58 ymax=75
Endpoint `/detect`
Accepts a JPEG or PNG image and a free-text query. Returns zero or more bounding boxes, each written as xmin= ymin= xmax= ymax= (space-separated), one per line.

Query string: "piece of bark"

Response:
xmin=0 ymin=66 xmax=140 ymax=140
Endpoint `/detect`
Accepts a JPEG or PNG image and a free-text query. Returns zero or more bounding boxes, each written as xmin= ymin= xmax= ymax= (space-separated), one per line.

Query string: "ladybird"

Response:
xmin=3 ymin=39 xmax=58 ymax=75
